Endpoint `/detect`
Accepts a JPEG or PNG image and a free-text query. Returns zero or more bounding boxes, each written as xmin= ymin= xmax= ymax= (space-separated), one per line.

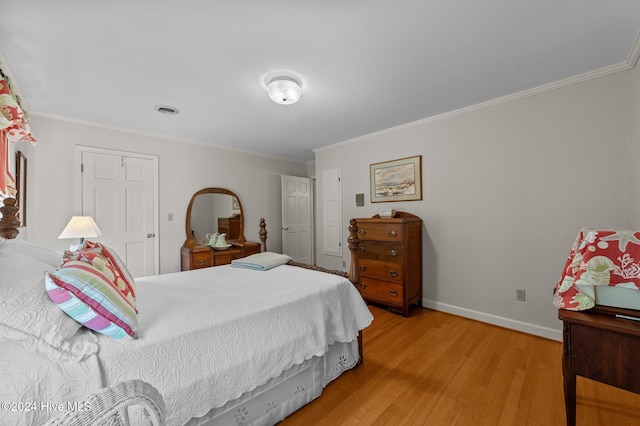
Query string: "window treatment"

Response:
xmin=0 ymin=71 xmax=36 ymax=197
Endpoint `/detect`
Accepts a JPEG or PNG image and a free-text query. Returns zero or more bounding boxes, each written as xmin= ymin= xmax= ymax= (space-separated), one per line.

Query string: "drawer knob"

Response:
xmin=359 ymin=265 xmax=366 ymax=271
xmin=388 ymin=249 xmax=397 ymax=256
xmin=197 ymin=260 xmax=205 ymax=265
xmin=358 ymin=229 xmax=366 ymax=235
xmin=389 ymin=270 xmax=398 ymax=277
xmin=360 ymin=283 xmax=367 ymax=289
xmin=359 ymin=247 xmax=366 ymax=253
xmin=389 ymin=230 xmax=397 ymax=237
xmin=389 ymin=290 xmax=398 ymax=297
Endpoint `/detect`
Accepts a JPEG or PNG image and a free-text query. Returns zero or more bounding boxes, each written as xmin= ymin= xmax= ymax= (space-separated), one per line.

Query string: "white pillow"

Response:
xmin=0 ymin=250 xmax=98 ymax=361
xmin=0 ymin=238 xmax=64 ymax=267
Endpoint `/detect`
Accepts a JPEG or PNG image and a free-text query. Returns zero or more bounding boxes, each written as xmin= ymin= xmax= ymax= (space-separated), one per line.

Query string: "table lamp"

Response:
xmin=58 ymin=216 xmax=102 ymax=250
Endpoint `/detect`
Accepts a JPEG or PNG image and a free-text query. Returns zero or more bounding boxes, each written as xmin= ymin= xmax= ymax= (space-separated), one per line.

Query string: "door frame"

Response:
xmin=75 ymin=145 xmax=160 ymax=275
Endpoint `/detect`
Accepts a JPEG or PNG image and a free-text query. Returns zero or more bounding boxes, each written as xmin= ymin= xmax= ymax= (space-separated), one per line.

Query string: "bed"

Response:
xmin=0 ymin=207 xmax=372 ymax=426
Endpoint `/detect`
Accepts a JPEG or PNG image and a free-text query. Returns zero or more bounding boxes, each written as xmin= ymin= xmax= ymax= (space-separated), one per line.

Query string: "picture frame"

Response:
xmin=15 ymin=150 xmax=26 ymax=226
xmin=370 ymin=155 xmax=422 ymax=203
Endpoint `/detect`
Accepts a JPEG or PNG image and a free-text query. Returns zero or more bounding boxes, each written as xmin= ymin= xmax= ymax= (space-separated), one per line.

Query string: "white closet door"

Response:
xmin=81 ymin=148 xmax=158 ymax=277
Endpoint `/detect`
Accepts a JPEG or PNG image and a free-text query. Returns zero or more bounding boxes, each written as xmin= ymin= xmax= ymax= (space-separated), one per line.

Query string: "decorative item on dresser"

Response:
xmin=353 ymin=211 xmax=422 ymax=316
xmin=181 ymin=187 xmax=261 ymax=271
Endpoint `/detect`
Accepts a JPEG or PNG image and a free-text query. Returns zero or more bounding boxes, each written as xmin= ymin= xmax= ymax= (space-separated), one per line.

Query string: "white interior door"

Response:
xmin=322 ymin=168 xmax=342 ymax=256
xmin=281 ymin=174 xmax=313 ymax=263
xmin=80 ymin=147 xmax=158 ymax=277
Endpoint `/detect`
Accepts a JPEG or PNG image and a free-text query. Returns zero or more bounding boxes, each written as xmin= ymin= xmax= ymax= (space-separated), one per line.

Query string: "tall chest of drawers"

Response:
xmin=354 ymin=212 xmax=422 ymax=316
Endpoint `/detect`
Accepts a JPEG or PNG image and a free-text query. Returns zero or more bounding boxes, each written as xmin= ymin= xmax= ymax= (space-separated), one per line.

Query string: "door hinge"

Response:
xmin=338 ymin=177 xmax=341 ymax=182
xmin=81 ymin=163 xmax=84 ymax=173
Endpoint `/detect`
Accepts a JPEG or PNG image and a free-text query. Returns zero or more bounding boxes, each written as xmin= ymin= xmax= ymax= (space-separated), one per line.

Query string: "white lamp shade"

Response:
xmin=267 ymin=76 xmax=301 ymax=105
xmin=58 ymin=216 xmax=103 ymax=239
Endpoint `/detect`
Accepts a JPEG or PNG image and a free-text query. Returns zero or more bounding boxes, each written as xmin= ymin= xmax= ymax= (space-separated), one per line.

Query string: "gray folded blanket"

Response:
xmin=230 ymin=252 xmax=292 ymax=271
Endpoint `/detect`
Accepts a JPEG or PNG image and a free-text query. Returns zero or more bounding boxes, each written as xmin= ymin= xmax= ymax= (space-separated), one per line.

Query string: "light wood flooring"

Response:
xmin=281 ymin=306 xmax=640 ymax=426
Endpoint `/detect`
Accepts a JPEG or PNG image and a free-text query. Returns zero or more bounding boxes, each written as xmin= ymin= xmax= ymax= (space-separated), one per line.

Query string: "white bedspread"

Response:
xmin=98 ymin=264 xmax=372 ymax=425
xmin=1 ymin=264 xmax=372 ymax=426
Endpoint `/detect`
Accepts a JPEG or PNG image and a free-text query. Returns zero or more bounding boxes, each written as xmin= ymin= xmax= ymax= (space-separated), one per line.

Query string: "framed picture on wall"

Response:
xmin=370 ymin=155 xmax=422 ymax=203
xmin=15 ymin=151 xmax=26 ymax=226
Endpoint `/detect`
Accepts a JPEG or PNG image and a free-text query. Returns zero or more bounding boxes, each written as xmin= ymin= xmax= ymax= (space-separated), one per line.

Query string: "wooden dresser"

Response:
xmin=354 ymin=212 xmax=422 ymax=316
xmin=181 ymin=242 xmax=261 ymax=271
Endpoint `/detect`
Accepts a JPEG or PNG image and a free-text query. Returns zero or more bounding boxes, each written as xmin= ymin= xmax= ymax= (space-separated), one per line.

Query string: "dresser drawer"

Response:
xmin=358 ymin=278 xmax=404 ymax=305
xmin=357 ymin=241 xmax=404 ymax=262
xmin=357 ymin=223 xmax=405 ymax=242
xmin=191 ymin=251 xmax=213 ymax=269
xmin=213 ymin=249 xmax=243 ymax=266
xmin=358 ymin=259 xmax=404 ymax=284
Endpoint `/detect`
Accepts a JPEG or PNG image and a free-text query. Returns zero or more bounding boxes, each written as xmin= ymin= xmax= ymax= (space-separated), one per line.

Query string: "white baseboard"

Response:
xmin=423 ymin=299 xmax=562 ymax=342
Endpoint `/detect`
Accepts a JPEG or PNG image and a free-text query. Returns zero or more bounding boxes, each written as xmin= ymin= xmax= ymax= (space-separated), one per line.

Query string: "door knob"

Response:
xmin=282 ymin=227 xmax=289 ymax=231
xmin=146 ymin=233 xmax=156 ymax=238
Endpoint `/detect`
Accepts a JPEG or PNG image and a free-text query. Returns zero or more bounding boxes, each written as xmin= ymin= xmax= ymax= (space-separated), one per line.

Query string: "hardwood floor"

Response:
xmin=282 ymin=306 xmax=640 ymax=426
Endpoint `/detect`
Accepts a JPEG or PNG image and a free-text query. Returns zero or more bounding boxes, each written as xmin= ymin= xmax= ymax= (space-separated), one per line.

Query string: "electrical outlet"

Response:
xmin=516 ymin=289 xmax=526 ymax=301
xmin=342 ymin=260 xmax=347 ymax=267
xmin=168 ymin=213 xmax=173 ymax=222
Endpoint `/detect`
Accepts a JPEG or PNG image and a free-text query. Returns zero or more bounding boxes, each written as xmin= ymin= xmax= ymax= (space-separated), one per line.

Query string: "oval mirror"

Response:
xmin=184 ymin=188 xmax=245 ymax=247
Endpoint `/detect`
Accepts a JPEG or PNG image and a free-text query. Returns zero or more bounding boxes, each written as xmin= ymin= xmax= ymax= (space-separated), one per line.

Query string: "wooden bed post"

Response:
xmin=0 ymin=197 xmax=21 ymax=239
xmin=347 ymin=218 xmax=360 ymax=287
xmin=259 ymin=218 xmax=267 ymax=252
xmin=347 ymin=218 xmax=364 ymax=364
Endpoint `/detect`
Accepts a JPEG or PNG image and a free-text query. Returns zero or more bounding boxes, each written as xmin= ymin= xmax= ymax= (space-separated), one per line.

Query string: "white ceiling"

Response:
xmin=1 ymin=1 xmax=639 ymax=161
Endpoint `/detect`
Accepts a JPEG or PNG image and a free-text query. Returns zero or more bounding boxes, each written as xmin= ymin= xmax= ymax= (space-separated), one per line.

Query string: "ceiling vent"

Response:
xmin=154 ymin=105 xmax=180 ymax=115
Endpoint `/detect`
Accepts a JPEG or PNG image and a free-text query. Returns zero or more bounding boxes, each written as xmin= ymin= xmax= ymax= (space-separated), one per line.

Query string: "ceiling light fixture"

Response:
xmin=267 ymin=76 xmax=301 ymax=105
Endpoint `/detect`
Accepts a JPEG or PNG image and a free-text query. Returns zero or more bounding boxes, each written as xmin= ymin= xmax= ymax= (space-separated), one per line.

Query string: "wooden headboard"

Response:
xmin=0 ymin=197 xmax=20 ymax=239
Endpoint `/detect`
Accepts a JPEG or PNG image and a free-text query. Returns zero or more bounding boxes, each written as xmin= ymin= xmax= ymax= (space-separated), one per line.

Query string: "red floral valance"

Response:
xmin=0 ymin=71 xmax=36 ymax=197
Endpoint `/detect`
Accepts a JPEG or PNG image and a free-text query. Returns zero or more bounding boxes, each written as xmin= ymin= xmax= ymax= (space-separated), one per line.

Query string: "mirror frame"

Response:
xmin=184 ymin=187 xmax=246 ymax=247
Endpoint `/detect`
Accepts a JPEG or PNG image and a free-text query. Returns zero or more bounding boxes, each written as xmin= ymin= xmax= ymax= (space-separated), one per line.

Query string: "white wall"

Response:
xmin=21 ymin=115 xmax=308 ymax=273
xmin=315 ymin=70 xmax=634 ymax=340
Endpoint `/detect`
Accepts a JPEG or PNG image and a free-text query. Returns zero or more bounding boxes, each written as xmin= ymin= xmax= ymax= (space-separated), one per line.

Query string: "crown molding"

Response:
xmin=30 ymin=111 xmax=307 ymax=164
xmin=627 ymin=30 xmax=640 ymax=68
xmin=315 ymin=31 xmax=640 ymax=155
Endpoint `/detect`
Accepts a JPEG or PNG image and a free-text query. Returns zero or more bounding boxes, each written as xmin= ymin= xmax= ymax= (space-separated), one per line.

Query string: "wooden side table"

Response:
xmin=558 ymin=306 xmax=640 ymax=426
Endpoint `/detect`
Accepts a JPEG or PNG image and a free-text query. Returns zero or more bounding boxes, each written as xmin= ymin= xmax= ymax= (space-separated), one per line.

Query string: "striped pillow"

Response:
xmin=63 ymin=248 xmax=137 ymax=311
xmin=45 ymin=260 xmax=138 ymax=339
